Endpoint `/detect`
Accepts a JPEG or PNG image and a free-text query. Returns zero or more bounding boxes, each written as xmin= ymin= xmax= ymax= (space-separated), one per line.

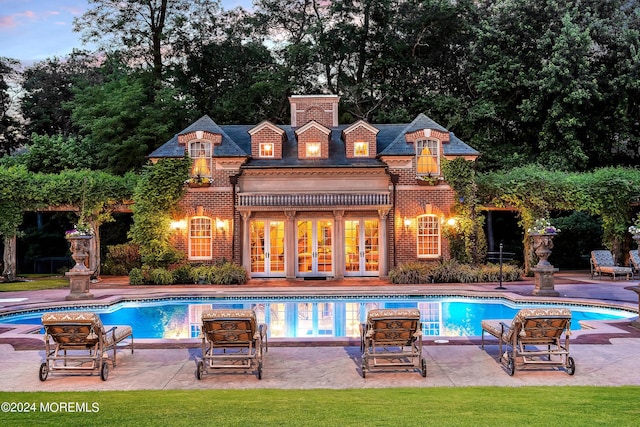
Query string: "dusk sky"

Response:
xmin=0 ymin=0 xmax=252 ymax=64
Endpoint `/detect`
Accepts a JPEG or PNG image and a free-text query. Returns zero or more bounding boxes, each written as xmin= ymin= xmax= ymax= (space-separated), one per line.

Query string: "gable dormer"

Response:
xmin=178 ymin=130 xmax=223 ymax=178
xmin=248 ymin=121 xmax=285 ymax=159
xmin=342 ymin=120 xmax=379 ymax=159
xmin=405 ymin=128 xmax=450 ymax=177
xmin=295 ymin=120 xmax=331 ymax=159
xmin=289 ymin=95 xmax=340 ymax=128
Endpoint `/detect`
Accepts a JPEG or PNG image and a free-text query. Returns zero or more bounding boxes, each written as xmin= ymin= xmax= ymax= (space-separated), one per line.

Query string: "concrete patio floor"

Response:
xmin=2 ymin=271 xmax=640 ymax=391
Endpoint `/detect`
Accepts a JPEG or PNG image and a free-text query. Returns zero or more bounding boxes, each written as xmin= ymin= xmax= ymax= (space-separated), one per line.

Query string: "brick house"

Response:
xmin=148 ymin=95 xmax=479 ymax=279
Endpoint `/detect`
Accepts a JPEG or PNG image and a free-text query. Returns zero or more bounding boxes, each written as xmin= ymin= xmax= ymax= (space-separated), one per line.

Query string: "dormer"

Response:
xmin=295 ymin=120 xmax=331 ymax=160
xmin=405 ymin=128 xmax=450 ymax=176
xmin=289 ymin=95 xmax=340 ymax=128
xmin=178 ymin=130 xmax=222 ymax=178
xmin=342 ymin=120 xmax=379 ymax=159
xmin=248 ymin=121 xmax=285 ymax=159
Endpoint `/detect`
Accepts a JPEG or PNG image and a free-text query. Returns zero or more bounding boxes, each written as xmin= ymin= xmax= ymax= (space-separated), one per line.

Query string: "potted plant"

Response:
xmin=185 ymin=175 xmax=212 ymax=188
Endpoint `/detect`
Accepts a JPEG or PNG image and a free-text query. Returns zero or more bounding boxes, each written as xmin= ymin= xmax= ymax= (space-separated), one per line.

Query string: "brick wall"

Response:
xmin=250 ymin=125 xmax=283 ymax=159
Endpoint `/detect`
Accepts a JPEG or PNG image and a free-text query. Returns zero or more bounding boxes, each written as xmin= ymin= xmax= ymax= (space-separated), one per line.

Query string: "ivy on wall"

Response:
xmin=128 ymin=157 xmax=190 ymax=267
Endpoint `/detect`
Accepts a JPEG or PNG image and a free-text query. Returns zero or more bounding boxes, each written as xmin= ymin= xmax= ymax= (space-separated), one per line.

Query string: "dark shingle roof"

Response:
xmin=149 ymin=113 xmax=479 ymax=163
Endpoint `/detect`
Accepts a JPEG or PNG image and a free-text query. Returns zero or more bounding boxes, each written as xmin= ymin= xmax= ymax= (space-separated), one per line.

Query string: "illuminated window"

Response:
xmin=189 ymin=217 xmax=212 ymax=260
xmin=306 ymin=142 xmax=321 ymax=157
xmin=189 ymin=141 xmax=212 ymax=177
xmin=417 ymin=215 xmax=440 ymax=257
xmin=259 ymin=143 xmax=274 ymax=158
xmin=416 ymin=139 xmax=439 ymax=175
xmin=354 ymin=142 xmax=368 ymax=157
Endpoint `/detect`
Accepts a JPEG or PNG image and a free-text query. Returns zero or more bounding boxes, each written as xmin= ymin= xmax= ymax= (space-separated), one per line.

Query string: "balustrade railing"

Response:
xmin=238 ymin=193 xmax=390 ymax=207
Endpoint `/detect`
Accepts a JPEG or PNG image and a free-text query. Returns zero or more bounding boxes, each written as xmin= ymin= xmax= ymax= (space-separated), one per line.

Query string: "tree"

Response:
xmin=19 ymin=134 xmax=98 ymax=173
xmin=74 ymin=0 xmax=221 ymax=85
xmin=0 ymin=57 xmax=25 ymax=157
xmin=20 ymin=51 xmax=103 ymax=137
xmin=69 ymin=67 xmax=186 ymax=174
xmin=468 ymin=0 xmax=640 ymax=171
xmin=0 ymin=166 xmax=31 ymax=280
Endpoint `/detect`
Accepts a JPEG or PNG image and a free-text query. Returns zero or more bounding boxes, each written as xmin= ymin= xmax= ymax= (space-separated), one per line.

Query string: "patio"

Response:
xmin=1 ymin=271 xmax=640 ymax=391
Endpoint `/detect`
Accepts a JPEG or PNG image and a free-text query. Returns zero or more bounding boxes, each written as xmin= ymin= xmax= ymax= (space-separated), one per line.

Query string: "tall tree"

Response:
xmin=468 ymin=0 xmax=640 ymax=171
xmin=0 ymin=57 xmax=25 ymax=157
xmin=20 ymin=51 xmax=103 ymax=137
xmin=74 ymin=0 xmax=221 ymax=85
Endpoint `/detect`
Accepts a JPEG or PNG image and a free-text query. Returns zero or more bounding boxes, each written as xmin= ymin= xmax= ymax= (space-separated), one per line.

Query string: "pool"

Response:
xmin=0 ymin=296 xmax=635 ymax=339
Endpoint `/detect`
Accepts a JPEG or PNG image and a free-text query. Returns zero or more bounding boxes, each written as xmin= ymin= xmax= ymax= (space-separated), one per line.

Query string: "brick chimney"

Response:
xmin=289 ymin=95 xmax=340 ymax=128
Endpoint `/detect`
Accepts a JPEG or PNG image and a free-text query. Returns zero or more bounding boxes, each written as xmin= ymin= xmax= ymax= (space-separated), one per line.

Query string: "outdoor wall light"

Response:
xmin=216 ymin=218 xmax=228 ymax=231
xmin=447 ymin=218 xmax=457 ymax=227
xmin=169 ymin=219 xmax=187 ymax=230
xmin=404 ymin=217 xmax=412 ymax=230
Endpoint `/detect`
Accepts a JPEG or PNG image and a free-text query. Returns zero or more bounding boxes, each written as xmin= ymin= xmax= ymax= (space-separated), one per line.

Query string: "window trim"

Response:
xmin=188 ymin=216 xmax=213 ymax=260
xmin=259 ymin=142 xmax=274 ymax=158
xmin=353 ymin=141 xmax=369 ymax=157
xmin=189 ymin=140 xmax=212 ymax=178
xmin=416 ymin=214 xmax=441 ymax=258
xmin=416 ymin=139 xmax=440 ymax=176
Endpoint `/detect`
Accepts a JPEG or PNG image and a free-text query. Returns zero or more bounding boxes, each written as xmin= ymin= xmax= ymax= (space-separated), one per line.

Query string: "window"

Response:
xmin=259 ymin=143 xmax=274 ymax=158
xmin=189 ymin=217 xmax=212 ymax=260
xmin=354 ymin=142 xmax=368 ymax=157
xmin=306 ymin=142 xmax=321 ymax=157
xmin=416 ymin=139 xmax=439 ymax=175
xmin=189 ymin=141 xmax=212 ymax=177
xmin=417 ymin=215 xmax=440 ymax=257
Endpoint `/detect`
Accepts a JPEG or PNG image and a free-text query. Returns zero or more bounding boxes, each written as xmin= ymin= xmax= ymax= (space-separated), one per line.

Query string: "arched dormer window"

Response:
xmin=416 ymin=139 xmax=439 ymax=176
xmin=189 ymin=141 xmax=212 ymax=178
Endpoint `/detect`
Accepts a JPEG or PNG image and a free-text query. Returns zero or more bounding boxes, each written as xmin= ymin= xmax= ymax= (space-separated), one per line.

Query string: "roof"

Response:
xmin=148 ymin=113 xmax=480 ymax=163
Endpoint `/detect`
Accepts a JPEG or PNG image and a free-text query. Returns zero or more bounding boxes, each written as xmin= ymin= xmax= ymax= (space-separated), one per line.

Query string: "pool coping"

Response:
xmin=1 ymin=282 xmax=639 ymax=349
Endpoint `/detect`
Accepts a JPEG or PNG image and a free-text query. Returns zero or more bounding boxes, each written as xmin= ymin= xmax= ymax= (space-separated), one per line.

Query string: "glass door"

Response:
xmin=250 ymin=220 xmax=285 ymax=277
xmin=344 ymin=219 xmax=379 ymax=276
xmin=297 ymin=219 xmax=333 ymax=276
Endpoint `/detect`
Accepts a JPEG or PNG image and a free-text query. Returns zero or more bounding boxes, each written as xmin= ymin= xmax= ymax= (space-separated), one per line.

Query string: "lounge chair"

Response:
xmin=629 ymin=251 xmax=640 ymax=279
xmin=40 ymin=311 xmax=134 ymax=381
xmin=481 ymin=308 xmax=575 ymax=376
xmin=360 ymin=308 xmax=426 ymax=378
xmin=590 ymin=250 xmax=632 ymax=281
xmin=196 ymin=309 xmax=267 ymax=380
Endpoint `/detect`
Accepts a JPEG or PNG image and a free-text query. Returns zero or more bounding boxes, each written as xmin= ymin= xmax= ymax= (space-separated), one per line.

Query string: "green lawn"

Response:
xmin=0 ymin=275 xmax=69 ymax=292
xmin=1 ymin=387 xmax=639 ymax=426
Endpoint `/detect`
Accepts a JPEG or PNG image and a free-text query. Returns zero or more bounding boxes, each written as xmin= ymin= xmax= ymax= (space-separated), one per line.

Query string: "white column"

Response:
xmin=241 ymin=211 xmax=251 ymax=277
xmin=378 ymin=209 xmax=389 ymax=278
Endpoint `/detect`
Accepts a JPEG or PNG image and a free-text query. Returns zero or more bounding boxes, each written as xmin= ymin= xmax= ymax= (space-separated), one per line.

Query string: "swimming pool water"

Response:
xmin=1 ymin=296 xmax=635 ymax=339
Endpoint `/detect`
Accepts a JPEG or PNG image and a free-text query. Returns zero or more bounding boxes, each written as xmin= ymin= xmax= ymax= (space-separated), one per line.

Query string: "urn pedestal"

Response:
xmin=531 ymin=234 xmax=559 ymax=297
xmin=65 ymin=235 xmax=94 ymax=300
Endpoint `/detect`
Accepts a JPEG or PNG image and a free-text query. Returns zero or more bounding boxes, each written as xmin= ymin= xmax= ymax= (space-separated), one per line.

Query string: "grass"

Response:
xmin=1 ymin=387 xmax=640 ymax=426
xmin=0 ymin=275 xmax=69 ymax=292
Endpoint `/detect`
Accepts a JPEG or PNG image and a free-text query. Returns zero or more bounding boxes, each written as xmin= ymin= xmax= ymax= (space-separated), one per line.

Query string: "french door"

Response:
xmin=297 ymin=219 xmax=333 ymax=277
xmin=344 ymin=219 xmax=379 ymax=276
xmin=250 ymin=220 xmax=285 ymax=277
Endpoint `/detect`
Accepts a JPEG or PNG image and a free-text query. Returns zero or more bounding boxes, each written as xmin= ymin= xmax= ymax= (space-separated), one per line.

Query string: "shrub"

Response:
xmin=190 ymin=265 xmax=215 ymax=284
xmin=150 ymin=268 xmax=174 ymax=285
xmin=213 ymin=262 xmax=248 ymax=285
xmin=102 ymin=243 xmax=142 ymax=275
xmin=388 ymin=262 xmax=433 ymax=284
xmin=128 ymin=268 xmax=144 ymax=285
xmin=172 ymin=264 xmax=194 ymax=284
xmin=389 ymin=260 xmax=523 ymax=284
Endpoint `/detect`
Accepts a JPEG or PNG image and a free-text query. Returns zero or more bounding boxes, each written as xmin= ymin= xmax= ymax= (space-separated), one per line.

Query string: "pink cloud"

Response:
xmin=0 ymin=15 xmax=18 ymax=29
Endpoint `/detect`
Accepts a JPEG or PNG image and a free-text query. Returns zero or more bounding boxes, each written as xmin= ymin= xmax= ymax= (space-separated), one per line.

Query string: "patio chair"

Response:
xmin=629 ymin=251 xmax=640 ymax=279
xmin=481 ymin=308 xmax=575 ymax=376
xmin=590 ymin=250 xmax=632 ymax=281
xmin=39 ymin=311 xmax=134 ymax=381
xmin=196 ymin=309 xmax=267 ymax=380
xmin=360 ymin=308 xmax=426 ymax=378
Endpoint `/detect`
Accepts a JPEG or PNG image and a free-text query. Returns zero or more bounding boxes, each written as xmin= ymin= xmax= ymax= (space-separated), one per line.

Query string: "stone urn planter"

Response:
xmin=530 ymin=233 xmax=559 ymax=297
xmin=531 ymin=233 xmax=555 ymax=267
xmin=65 ymin=235 xmax=94 ymax=300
